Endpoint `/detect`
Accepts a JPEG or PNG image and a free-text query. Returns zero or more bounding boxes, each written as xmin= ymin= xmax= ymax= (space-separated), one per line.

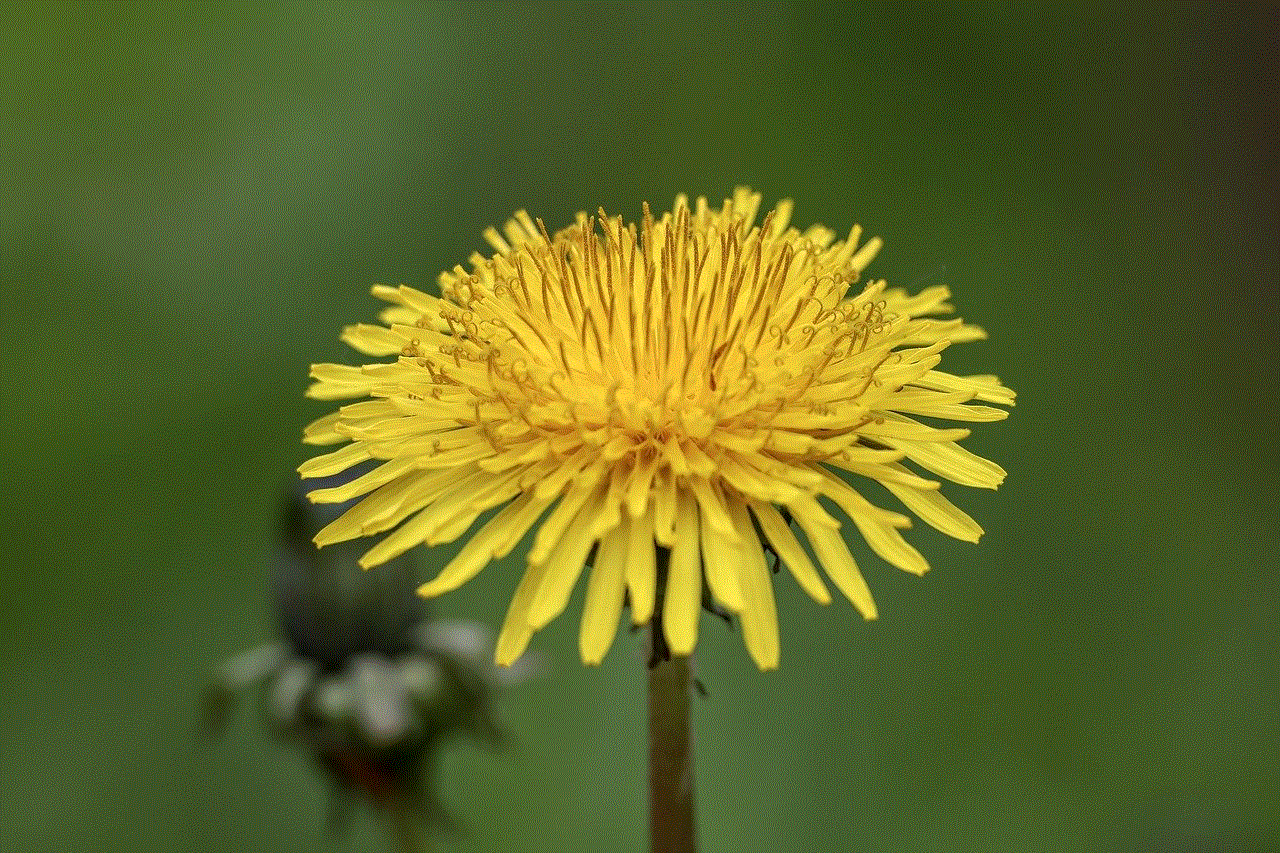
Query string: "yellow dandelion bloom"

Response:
xmin=300 ymin=188 xmax=1014 ymax=670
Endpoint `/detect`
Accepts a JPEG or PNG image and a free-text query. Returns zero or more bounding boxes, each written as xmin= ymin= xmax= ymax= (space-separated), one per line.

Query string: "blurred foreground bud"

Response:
xmin=208 ymin=465 xmax=537 ymax=848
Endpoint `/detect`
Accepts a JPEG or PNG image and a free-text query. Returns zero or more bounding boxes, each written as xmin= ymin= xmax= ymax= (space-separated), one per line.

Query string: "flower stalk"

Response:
xmin=648 ymin=627 xmax=696 ymax=853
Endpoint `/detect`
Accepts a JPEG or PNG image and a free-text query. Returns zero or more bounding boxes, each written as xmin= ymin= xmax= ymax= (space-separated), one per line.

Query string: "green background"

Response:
xmin=2 ymin=3 xmax=1276 ymax=851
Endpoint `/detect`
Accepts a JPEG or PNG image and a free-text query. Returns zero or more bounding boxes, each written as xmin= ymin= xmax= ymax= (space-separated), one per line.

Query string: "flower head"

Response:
xmin=301 ymin=188 xmax=1014 ymax=670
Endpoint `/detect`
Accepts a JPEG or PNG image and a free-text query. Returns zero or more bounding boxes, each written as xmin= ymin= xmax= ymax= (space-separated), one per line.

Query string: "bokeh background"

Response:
xmin=2 ymin=3 xmax=1276 ymax=851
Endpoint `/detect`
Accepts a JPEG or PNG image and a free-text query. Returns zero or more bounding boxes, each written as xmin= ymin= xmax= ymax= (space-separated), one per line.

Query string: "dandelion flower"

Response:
xmin=300 ymin=188 xmax=1014 ymax=670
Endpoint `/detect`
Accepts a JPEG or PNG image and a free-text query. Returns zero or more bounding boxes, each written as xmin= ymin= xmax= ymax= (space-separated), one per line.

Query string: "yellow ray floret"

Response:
xmin=301 ymin=188 xmax=1014 ymax=670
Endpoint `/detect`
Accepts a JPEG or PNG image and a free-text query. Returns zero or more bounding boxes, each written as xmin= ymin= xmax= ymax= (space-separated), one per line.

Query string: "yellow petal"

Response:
xmin=348 ymin=468 xmax=463 ymax=536
xmin=527 ymin=479 xmax=598 ymax=565
xmin=728 ymin=500 xmax=779 ymax=670
xmin=625 ymin=511 xmax=657 ymax=624
xmin=305 ymin=457 xmax=416 ymax=504
xmin=310 ymin=469 xmax=441 ymax=546
xmin=916 ymin=370 xmax=1016 ymax=406
xmin=302 ymin=412 xmax=345 ymax=446
xmin=688 ymin=476 xmax=739 ymax=542
xmin=579 ymin=520 xmax=629 ymax=664
xmin=495 ymin=561 xmax=549 ymax=666
xmin=816 ymin=469 xmax=930 ymax=576
xmin=662 ymin=489 xmax=702 ymax=656
xmin=892 ymin=439 xmax=1007 ymax=489
xmin=297 ymin=441 xmax=370 ymax=479
xmin=418 ymin=493 xmax=537 ymax=597
xmin=789 ymin=499 xmax=878 ymax=619
xmin=699 ymin=488 xmax=744 ymax=613
xmin=748 ymin=499 xmax=831 ymax=605
xmin=526 ymin=488 xmax=604 ymax=630
xmin=882 ymin=473 xmax=984 ymax=543
xmin=652 ymin=467 xmax=678 ymax=547
xmin=340 ymin=323 xmax=408 ymax=357
xmin=357 ymin=469 xmax=515 ymax=566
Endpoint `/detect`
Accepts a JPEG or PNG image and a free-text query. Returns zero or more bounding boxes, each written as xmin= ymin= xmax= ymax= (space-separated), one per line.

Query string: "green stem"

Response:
xmin=648 ymin=626 xmax=696 ymax=853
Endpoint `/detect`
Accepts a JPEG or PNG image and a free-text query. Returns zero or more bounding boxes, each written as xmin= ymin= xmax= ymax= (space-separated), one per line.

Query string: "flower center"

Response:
xmin=423 ymin=201 xmax=894 ymax=465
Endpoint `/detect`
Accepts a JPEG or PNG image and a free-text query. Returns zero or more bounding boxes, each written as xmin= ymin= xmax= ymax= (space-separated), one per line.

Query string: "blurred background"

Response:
xmin=2 ymin=2 xmax=1276 ymax=851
